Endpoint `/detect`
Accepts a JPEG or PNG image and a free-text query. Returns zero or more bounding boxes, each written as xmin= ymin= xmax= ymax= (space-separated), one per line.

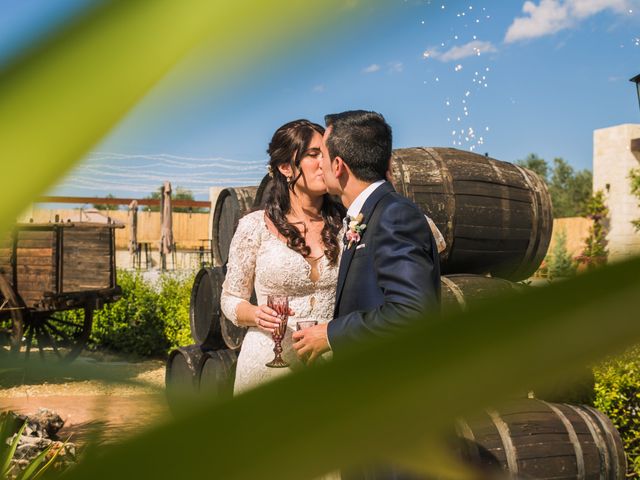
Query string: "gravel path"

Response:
xmin=0 ymin=351 xmax=170 ymax=444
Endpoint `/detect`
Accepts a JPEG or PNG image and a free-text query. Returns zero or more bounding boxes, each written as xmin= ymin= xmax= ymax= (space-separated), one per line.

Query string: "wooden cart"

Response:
xmin=0 ymin=221 xmax=122 ymax=361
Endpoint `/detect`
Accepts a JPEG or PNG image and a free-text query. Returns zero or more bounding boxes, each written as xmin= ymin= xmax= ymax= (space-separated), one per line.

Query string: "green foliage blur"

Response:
xmin=516 ymin=154 xmax=593 ymax=218
xmin=576 ymin=190 xmax=609 ymax=271
xmin=595 ymin=346 xmax=640 ymax=478
xmin=57 ymin=269 xmax=194 ymax=357
xmin=630 ymin=168 xmax=640 ymax=232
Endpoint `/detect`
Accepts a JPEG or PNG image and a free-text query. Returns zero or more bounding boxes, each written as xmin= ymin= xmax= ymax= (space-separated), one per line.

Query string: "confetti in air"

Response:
xmin=421 ymin=3 xmax=493 ymax=152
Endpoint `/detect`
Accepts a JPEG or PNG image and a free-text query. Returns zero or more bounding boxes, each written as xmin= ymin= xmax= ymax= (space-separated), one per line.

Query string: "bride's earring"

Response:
xmin=286 ymin=175 xmax=292 ymax=183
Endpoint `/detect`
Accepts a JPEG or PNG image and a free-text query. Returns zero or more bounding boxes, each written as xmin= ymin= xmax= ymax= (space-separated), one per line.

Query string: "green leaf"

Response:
xmin=1 ymin=420 xmax=27 ymax=476
xmin=0 ymin=0 xmax=391 ymax=234
xmin=59 ymin=256 xmax=640 ymax=479
xmin=15 ymin=443 xmax=55 ymax=480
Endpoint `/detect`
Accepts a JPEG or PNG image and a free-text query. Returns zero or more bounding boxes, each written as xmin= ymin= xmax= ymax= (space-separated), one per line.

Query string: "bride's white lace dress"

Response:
xmin=220 ymin=210 xmax=340 ymax=395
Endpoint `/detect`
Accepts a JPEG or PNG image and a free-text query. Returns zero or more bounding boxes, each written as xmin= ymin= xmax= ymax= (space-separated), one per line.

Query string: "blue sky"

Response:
xmin=2 ymin=0 xmax=639 ymax=200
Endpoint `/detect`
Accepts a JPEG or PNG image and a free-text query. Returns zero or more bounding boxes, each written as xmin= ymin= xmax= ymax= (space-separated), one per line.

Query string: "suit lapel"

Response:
xmin=334 ymin=182 xmax=395 ymax=312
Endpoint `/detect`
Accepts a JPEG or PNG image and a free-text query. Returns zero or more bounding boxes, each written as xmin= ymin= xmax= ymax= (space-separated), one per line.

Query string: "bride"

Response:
xmin=220 ymin=119 xmax=345 ymax=395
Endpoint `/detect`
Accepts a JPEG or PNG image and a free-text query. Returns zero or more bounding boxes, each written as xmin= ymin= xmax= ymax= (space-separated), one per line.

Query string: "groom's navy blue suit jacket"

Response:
xmin=327 ymin=181 xmax=440 ymax=355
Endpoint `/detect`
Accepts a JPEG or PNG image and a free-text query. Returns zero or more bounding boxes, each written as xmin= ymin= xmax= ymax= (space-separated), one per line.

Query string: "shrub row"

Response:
xmin=59 ymin=269 xmax=194 ymax=357
xmin=594 ymin=346 xmax=640 ymax=478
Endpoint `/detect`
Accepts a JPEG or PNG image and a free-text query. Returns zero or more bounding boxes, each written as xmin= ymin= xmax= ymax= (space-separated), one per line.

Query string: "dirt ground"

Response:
xmin=0 ymin=351 xmax=170 ymax=444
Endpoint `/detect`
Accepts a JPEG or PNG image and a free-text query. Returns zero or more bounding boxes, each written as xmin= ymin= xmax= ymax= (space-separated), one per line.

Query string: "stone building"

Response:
xmin=593 ymin=124 xmax=640 ymax=261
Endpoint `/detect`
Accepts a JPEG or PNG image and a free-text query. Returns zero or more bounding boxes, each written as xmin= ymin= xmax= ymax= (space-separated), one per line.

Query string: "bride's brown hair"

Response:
xmin=265 ymin=119 xmax=345 ymax=266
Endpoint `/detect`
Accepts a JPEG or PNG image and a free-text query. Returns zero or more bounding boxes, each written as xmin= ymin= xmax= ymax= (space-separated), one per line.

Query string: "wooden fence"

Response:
xmin=19 ymin=208 xmax=210 ymax=250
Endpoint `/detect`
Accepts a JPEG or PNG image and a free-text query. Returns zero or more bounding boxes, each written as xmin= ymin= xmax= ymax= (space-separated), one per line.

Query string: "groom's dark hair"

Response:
xmin=324 ymin=110 xmax=392 ymax=183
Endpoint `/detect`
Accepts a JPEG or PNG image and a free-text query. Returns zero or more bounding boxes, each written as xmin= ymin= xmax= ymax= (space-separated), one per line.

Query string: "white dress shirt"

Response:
xmin=346 ymin=179 xmax=387 ymax=219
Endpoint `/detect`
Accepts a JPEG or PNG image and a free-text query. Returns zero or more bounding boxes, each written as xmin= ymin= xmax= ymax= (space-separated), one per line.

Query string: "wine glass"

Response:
xmin=296 ymin=320 xmax=318 ymax=331
xmin=265 ymin=294 xmax=289 ymax=368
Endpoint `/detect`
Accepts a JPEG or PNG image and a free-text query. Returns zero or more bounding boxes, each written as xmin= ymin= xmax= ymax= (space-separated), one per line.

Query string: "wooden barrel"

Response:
xmin=389 ymin=148 xmax=553 ymax=281
xmin=165 ymin=345 xmax=207 ymax=412
xmin=198 ymin=349 xmax=238 ymax=398
xmin=440 ymin=274 xmax=521 ymax=313
xmin=254 ymin=173 xmax=273 ymax=210
xmin=211 ymin=186 xmax=258 ymax=266
xmin=456 ymin=399 xmax=626 ymax=480
xmin=189 ymin=266 xmax=248 ymax=351
xmin=189 ymin=268 xmax=225 ymax=349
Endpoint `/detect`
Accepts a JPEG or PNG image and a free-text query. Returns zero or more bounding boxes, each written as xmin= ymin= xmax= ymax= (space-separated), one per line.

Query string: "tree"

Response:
xmin=546 ymin=228 xmax=576 ymax=279
xmin=517 ymin=155 xmax=592 ymax=218
xmin=548 ymin=158 xmax=593 ymax=218
xmin=516 ymin=153 xmax=548 ymax=183
xmin=92 ymin=194 xmax=118 ymax=211
xmin=144 ymin=186 xmax=206 ymax=213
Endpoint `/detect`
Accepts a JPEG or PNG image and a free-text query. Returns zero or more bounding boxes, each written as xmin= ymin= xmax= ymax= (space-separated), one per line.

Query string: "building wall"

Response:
xmin=593 ymin=124 xmax=640 ymax=261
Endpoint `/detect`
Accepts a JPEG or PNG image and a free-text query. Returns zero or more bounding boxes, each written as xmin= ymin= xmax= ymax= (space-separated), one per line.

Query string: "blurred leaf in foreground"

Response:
xmin=0 ymin=0 xmax=389 ymax=234
xmin=58 ymin=256 xmax=640 ymax=480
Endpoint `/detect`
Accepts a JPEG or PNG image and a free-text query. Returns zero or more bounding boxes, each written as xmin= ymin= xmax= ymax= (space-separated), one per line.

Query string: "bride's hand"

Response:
xmin=253 ymin=304 xmax=295 ymax=333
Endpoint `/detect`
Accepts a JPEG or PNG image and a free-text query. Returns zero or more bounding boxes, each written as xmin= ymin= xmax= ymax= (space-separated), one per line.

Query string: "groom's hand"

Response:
xmin=292 ymin=324 xmax=330 ymax=364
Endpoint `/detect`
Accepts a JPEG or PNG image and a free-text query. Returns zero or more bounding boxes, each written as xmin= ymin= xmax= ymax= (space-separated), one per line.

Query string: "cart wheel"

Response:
xmin=25 ymin=304 xmax=93 ymax=362
xmin=0 ymin=275 xmax=24 ymax=354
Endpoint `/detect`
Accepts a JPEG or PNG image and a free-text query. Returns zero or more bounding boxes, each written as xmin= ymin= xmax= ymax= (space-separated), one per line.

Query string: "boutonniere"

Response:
xmin=346 ymin=213 xmax=367 ymax=249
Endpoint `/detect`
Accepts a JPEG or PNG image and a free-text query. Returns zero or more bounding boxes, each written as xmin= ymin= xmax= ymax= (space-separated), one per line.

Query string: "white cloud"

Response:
xmin=312 ymin=84 xmax=325 ymax=93
xmin=388 ymin=61 xmax=404 ymax=73
xmin=362 ymin=64 xmax=381 ymax=74
xmin=570 ymin=0 xmax=629 ymax=18
xmin=505 ymin=0 xmax=632 ymax=43
xmin=423 ymin=41 xmax=497 ymax=62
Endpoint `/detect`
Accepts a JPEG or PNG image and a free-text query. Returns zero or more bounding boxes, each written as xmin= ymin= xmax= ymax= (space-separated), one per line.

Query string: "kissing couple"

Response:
xmin=220 ymin=110 xmax=442 ymax=479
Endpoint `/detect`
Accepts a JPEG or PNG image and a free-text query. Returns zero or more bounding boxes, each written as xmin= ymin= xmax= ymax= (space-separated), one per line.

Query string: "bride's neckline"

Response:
xmin=260 ymin=212 xmax=326 ymax=283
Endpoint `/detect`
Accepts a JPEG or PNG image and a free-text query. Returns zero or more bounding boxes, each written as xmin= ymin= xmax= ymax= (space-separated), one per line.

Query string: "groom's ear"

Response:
xmin=334 ymin=156 xmax=346 ymax=178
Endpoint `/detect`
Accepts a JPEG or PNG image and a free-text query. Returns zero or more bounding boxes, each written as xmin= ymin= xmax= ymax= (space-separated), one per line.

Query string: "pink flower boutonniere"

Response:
xmin=346 ymin=213 xmax=367 ymax=249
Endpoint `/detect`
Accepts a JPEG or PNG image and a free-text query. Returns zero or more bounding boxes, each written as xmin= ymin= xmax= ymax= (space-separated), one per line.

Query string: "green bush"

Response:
xmin=156 ymin=271 xmax=194 ymax=350
xmin=56 ymin=269 xmax=195 ymax=357
xmin=546 ymin=228 xmax=576 ymax=279
xmin=594 ymin=346 xmax=640 ymax=478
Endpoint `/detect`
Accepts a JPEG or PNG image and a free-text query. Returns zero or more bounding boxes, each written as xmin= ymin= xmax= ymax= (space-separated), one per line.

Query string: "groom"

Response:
xmin=293 ymin=109 xmax=440 ymax=360
xmin=292 ymin=110 xmax=440 ymax=479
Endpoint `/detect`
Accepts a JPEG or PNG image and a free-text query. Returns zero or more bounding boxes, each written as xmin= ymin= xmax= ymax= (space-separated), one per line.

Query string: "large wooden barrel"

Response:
xmin=189 ymin=268 xmax=226 ymax=349
xmin=198 ymin=349 xmax=238 ymax=398
xmin=456 ymin=399 xmax=626 ymax=479
xmin=440 ymin=274 xmax=521 ymax=313
xmin=165 ymin=345 xmax=207 ymax=411
xmin=190 ymin=266 xmax=248 ymax=351
xmin=254 ymin=173 xmax=273 ymax=210
xmin=211 ymin=186 xmax=258 ymax=266
xmin=389 ymin=148 xmax=553 ymax=281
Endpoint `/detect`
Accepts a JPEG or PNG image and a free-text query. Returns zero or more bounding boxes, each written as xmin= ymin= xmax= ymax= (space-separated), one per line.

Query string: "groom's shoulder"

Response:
xmin=379 ymin=190 xmax=424 ymax=218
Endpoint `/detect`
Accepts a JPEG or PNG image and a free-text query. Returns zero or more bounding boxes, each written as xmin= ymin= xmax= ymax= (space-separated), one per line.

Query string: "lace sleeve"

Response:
xmin=221 ymin=212 xmax=262 ymax=325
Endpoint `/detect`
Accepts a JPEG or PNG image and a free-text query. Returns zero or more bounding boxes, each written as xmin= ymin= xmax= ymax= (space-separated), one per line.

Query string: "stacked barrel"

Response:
xmin=165 ymin=267 xmax=247 ymax=411
xmin=165 ymin=148 xmax=626 ymax=477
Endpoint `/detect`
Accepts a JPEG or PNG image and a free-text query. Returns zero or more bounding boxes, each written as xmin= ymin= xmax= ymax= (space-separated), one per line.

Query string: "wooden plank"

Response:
xmin=455 ymin=225 xmax=532 ymax=240
xmin=15 ymin=239 xmax=55 ymax=249
xmin=16 ymin=248 xmax=53 ymax=258
xmin=16 ymin=230 xmax=55 ymax=240
xmin=519 ymin=456 xmax=577 ymax=478
xmin=16 ymin=256 xmax=53 ymax=267
xmin=16 ymin=273 xmax=55 ymax=286
xmin=452 ymin=181 xmax=533 ymax=203
xmin=64 ymin=282 xmax=111 ymax=291
xmin=16 ymin=265 xmax=54 ymax=276
xmin=63 ymin=271 xmax=111 ymax=284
